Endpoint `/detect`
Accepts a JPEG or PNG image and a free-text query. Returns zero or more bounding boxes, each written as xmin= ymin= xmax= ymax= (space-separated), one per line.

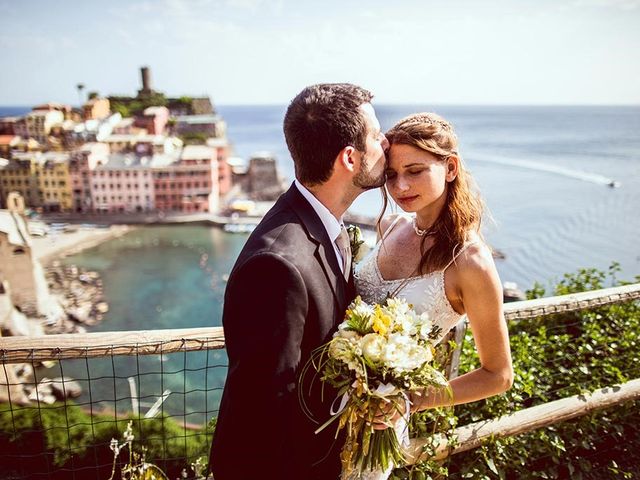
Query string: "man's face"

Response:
xmin=352 ymin=103 xmax=388 ymax=190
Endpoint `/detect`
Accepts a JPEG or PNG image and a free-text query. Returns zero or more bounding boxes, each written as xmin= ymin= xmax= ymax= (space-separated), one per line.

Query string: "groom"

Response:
xmin=209 ymin=83 xmax=388 ymax=479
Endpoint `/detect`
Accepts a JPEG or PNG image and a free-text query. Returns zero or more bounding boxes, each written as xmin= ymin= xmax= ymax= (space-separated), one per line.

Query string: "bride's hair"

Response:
xmin=382 ymin=112 xmax=485 ymax=274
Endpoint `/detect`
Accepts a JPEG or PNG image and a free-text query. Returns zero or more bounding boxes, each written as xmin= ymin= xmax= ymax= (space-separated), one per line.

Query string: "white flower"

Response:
xmin=123 ymin=420 xmax=135 ymax=443
xmin=360 ymin=333 xmax=386 ymax=363
xmin=336 ymin=328 xmax=361 ymax=342
xmin=351 ymin=298 xmax=375 ymax=319
xmin=382 ymin=333 xmax=430 ymax=372
xmin=110 ymin=438 xmax=120 ymax=455
xmin=329 ymin=337 xmax=363 ymax=373
xmin=385 ymin=297 xmax=411 ymax=316
xmin=347 ymin=225 xmax=372 ymax=263
xmin=415 ymin=312 xmax=434 ymax=340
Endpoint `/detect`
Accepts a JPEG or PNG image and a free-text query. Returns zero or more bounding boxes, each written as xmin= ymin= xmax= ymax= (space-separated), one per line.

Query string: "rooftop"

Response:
xmin=174 ymin=114 xmax=221 ymax=125
xmin=143 ymin=106 xmax=169 ymax=116
xmin=206 ymin=137 xmax=229 ymax=148
xmin=0 ymin=135 xmax=20 ymax=146
xmin=180 ymin=145 xmax=215 ymax=161
xmin=94 ymin=152 xmax=180 ymax=169
xmin=104 ymin=134 xmax=166 ymax=144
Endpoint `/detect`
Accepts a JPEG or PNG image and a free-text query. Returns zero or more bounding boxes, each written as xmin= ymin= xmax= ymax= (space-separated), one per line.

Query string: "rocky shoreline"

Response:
xmin=1 ymin=226 xmax=128 ymax=406
xmin=44 ymin=262 xmax=109 ymax=334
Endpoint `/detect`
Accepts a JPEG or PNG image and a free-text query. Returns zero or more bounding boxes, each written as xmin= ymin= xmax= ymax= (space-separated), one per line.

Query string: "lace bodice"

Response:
xmin=354 ymin=226 xmax=468 ymax=346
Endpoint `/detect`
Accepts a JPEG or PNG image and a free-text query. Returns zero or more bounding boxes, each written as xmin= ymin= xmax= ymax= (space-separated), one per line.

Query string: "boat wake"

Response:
xmin=472 ymin=154 xmax=620 ymax=187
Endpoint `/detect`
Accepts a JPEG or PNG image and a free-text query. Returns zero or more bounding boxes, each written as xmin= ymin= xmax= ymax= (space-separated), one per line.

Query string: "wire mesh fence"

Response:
xmin=0 ymin=333 xmax=226 ymax=479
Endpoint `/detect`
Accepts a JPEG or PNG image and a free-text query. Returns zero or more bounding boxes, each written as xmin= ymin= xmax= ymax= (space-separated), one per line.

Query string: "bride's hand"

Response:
xmin=371 ymin=397 xmax=407 ymax=431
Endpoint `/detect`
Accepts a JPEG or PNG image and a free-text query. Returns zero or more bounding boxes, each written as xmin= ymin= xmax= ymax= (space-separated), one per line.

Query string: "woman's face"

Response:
xmin=385 ymin=143 xmax=451 ymax=214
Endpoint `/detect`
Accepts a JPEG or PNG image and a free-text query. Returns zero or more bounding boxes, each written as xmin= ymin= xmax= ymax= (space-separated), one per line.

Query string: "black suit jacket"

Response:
xmin=210 ymin=184 xmax=356 ymax=479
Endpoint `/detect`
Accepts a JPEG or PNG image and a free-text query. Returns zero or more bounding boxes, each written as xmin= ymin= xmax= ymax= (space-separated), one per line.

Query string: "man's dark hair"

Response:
xmin=283 ymin=83 xmax=373 ymax=186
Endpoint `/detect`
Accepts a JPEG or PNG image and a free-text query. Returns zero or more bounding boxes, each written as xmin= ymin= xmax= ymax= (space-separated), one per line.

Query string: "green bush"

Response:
xmin=392 ymin=264 xmax=640 ymax=479
xmin=0 ymin=403 xmax=213 ymax=479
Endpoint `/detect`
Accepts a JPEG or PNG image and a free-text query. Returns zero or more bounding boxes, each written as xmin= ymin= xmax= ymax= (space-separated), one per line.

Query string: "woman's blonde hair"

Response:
xmin=384 ymin=112 xmax=485 ymax=273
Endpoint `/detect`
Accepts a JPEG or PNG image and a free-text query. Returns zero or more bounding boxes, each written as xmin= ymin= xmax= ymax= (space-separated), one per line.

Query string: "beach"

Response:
xmin=31 ymin=225 xmax=133 ymax=265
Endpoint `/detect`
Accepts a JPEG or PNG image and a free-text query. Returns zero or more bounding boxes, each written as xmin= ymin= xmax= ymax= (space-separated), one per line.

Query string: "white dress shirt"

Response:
xmin=294 ymin=180 xmax=346 ymax=273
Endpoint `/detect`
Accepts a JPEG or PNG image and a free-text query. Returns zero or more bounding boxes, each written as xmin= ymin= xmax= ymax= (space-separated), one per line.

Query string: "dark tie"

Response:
xmin=335 ymin=225 xmax=352 ymax=281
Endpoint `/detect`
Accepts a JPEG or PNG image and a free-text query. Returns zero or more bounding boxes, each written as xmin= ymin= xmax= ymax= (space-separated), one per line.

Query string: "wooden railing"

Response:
xmin=1 ymin=282 xmax=639 ymax=467
xmin=2 ymin=283 xmax=638 ymax=364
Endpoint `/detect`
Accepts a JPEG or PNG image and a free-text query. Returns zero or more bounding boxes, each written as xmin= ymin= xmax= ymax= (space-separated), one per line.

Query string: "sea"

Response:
xmin=2 ymin=104 xmax=639 ymax=421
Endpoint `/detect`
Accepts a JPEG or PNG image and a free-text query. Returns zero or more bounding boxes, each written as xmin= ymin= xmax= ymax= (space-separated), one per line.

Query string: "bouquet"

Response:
xmin=301 ymin=296 xmax=450 ymax=478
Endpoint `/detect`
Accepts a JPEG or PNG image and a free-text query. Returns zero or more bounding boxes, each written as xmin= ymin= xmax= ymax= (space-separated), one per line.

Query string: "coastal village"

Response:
xmin=0 ymin=67 xmax=287 ymax=405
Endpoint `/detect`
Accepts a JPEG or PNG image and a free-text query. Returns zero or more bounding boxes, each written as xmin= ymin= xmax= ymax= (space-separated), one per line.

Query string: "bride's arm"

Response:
xmin=412 ymin=243 xmax=514 ymax=411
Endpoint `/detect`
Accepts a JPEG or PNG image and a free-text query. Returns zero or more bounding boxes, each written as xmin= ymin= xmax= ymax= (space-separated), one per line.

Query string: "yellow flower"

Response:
xmin=372 ymin=305 xmax=392 ymax=335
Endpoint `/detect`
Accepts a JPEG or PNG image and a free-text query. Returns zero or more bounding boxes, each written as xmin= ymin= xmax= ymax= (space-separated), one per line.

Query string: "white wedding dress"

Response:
xmin=350 ymin=216 xmax=471 ymax=479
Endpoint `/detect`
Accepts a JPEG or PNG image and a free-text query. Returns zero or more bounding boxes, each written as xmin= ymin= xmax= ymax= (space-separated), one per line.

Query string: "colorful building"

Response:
xmin=83 ymin=98 xmax=111 ymax=120
xmin=153 ymin=146 xmax=218 ymax=213
xmin=0 ymin=117 xmax=20 ymax=135
xmin=207 ymin=137 xmax=232 ymax=197
xmin=0 ymin=154 xmax=39 ymax=208
xmin=174 ymin=114 xmax=225 ymax=138
xmin=135 ymin=106 xmax=169 ymax=135
xmin=90 ymin=154 xmax=155 ymax=214
xmin=0 ymin=152 xmax=72 ymax=212
xmin=68 ymin=143 xmax=109 ymax=213
xmin=0 ymin=135 xmax=20 ymax=159
xmin=25 ymin=110 xmax=64 ymax=143
xmin=33 ymin=152 xmax=73 ymax=212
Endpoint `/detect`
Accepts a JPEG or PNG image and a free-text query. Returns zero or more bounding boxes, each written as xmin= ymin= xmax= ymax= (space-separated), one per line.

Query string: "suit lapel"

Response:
xmin=283 ymin=184 xmax=346 ymax=308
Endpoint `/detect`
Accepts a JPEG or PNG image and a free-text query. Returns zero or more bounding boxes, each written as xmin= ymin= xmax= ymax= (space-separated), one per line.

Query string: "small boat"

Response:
xmin=223 ymin=223 xmax=257 ymax=234
xmin=503 ymin=281 xmax=526 ymax=302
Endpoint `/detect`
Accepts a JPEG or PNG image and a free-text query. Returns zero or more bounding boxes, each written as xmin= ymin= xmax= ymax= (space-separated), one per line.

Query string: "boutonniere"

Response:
xmin=347 ymin=225 xmax=370 ymax=263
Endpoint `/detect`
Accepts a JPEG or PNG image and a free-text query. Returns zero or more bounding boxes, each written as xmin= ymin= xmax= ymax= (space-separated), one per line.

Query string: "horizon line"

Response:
xmin=1 ymin=102 xmax=639 ymax=109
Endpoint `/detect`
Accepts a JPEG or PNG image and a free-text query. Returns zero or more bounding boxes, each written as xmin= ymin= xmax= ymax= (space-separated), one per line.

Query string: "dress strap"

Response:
xmin=443 ymin=242 xmax=478 ymax=271
xmin=380 ymin=215 xmax=405 ymax=241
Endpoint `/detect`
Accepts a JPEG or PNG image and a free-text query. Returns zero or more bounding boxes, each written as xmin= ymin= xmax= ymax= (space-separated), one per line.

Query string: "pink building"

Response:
xmin=135 ymin=106 xmax=169 ymax=135
xmin=90 ymin=154 xmax=154 ymax=213
xmin=69 ymin=143 xmax=109 ymax=212
xmin=153 ymin=146 xmax=218 ymax=213
xmin=207 ymin=138 xmax=231 ymax=197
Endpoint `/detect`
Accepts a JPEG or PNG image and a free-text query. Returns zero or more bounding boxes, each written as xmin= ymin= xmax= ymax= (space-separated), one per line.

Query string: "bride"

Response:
xmin=352 ymin=112 xmax=514 ymax=479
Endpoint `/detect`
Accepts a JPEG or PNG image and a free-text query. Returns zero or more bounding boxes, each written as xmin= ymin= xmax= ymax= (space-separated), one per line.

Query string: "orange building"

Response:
xmin=83 ymin=98 xmax=111 ymax=120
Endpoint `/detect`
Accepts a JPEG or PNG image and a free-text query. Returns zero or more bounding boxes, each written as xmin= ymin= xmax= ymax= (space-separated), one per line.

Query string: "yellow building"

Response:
xmin=34 ymin=153 xmax=72 ymax=212
xmin=0 ymin=152 xmax=72 ymax=212
xmin=83 ymin=97 xmax=111 ymax=120
xmin=0 ymin=156 xmax=39 ymax=208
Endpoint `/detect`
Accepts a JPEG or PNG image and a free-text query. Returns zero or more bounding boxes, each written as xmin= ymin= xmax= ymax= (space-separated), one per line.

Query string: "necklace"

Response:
xmin=412 ymin=217 xmax=433 ymax=237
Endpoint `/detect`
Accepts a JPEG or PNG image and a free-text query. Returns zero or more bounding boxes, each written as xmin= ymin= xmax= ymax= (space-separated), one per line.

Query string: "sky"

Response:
xmin=1 ymin=0 xmax=639 ymax=106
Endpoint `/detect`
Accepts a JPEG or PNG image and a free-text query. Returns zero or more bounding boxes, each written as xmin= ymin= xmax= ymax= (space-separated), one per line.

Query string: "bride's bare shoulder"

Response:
xmin=378 ymin=214 xmax=409 ymax=239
